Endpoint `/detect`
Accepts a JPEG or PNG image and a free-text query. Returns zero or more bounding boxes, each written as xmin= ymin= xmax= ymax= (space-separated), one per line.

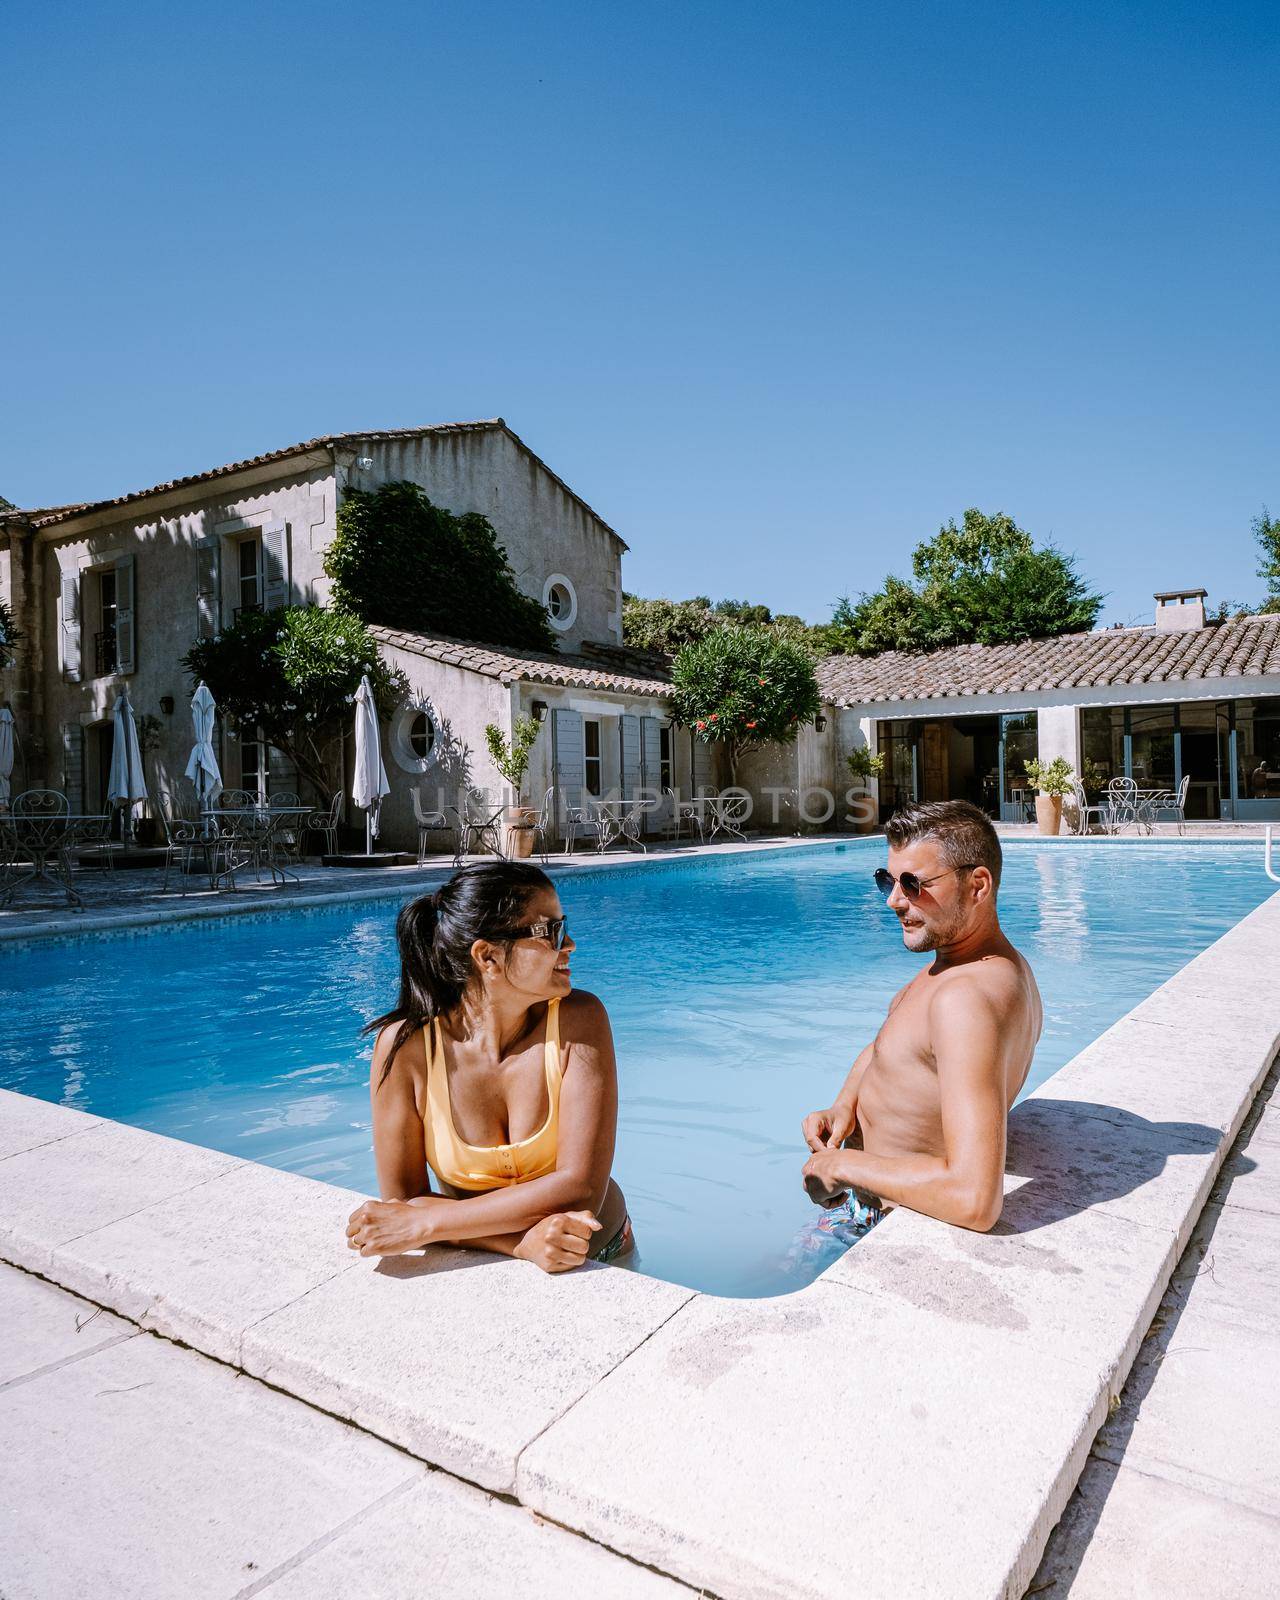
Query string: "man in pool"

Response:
xmin=800 ymin=800 xmax=1042 ymax=1233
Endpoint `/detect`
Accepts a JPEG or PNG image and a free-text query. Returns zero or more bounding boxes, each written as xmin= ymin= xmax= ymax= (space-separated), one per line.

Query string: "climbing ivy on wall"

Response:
xmin=325 ymin=481 xmax=557 ymax=652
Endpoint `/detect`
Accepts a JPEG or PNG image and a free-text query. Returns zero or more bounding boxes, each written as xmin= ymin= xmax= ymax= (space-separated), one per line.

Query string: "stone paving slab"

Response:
xmin=1026 ymin=1457 xmax=1280 ymax=1599
xmin=1091 ymin=1305 xmax=1280 ymax=1518
xmin=242 ymin=1250 xmax=695 ymax=1495
xmin=0 ymin=1263 xmax=697 ymax=1600
xmin=0 ymin=1284 xmax=421 ymax=1600
xmin=1163 ymin=1198 xmax=1280 ymax=1337
xmin=824 ymin=1187 xmax=1175 ymax=1394
xmin=1216 ymin=1124 xmax=1280 ymax=1216
xmin=0 ymin=1266 xmax=134 ymax=1386
xmin=1007 ymin=1095 xmax=1221 ymax=1255
xmin=47 ymin=1160 xmax=366 ymax=1366
xmin=517 ymin=1281 xmax=1108 ymax=1600
xmin=255 ymin=1461 xmax=697 ymax=1600
xmin=1030 ymin=1011 xmax=1278 ymax=1144
xmin=0 ymin=1086 xmax=101 ymax=1160
xmin=0 ymin=1115 xmax=242 ymax=1273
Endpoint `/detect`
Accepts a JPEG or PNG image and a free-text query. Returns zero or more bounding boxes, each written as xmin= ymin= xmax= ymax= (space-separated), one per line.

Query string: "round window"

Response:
xmin=542 ymin=573 xmax=578 ymax=632
xmin=408 ymin=711 xmax=435 ymax=759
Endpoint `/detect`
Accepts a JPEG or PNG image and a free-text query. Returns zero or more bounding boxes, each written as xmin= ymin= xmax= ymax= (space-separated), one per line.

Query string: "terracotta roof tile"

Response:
xmin=11 ymin=421 xmax=624 ymax=547
xmin=368 ymin=625 xmax=671 ymax=698
xmin=815 ymin=615 xmax=1280 ymax=705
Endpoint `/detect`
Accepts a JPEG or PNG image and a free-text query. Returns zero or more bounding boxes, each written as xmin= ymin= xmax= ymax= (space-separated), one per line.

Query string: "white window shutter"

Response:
xmin=60 ymin=570 xmax=82 ymax=682
xmin=620 ymin=713 xmax=641 ymax=793
xmin=262 ymin=521 xmax=289 ymax=610
xmin=196 ymin=535 xmax=221 ymax=637
xmin=114 ymin=554 xmax=136 ymax=675
xmin=640 ymin=716 xmax=662 ymax=788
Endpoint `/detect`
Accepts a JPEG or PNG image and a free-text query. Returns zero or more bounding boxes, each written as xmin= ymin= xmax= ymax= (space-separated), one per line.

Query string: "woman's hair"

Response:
xmin=366 ymin=860 xmax=555 ymax=1089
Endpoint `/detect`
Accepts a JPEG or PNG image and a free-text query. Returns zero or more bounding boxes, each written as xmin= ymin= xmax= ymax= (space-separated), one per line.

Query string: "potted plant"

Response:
xmin=485 ymin=715 xmax=543 ymax=858
xmin=1023 ymin=757 xmax=1075 ymax=836
xmin=846 ymin=746 xmax=885 ymax=833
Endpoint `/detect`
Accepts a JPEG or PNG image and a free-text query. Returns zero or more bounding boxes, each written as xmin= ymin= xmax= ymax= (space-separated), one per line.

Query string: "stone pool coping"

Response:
xmin=2 ymin=889 xmax=1278 ymax=1598
xmin=0 ymin=834 xmax=835 ymax=947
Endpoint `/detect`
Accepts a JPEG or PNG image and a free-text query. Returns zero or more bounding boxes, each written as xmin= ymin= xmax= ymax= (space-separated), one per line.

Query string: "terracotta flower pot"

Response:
xmin=504 ymin=804 xmax=536 ymax=859
xmin=1035 ymin=794 xmax=1063 ymax=836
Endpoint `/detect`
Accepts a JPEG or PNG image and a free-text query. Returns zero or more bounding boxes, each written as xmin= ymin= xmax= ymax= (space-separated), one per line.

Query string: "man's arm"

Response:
xmin=801 ymin=981 xmax=1008 ymax=1230
xmin=802 ymin=1042 xmax=873 ymax=1151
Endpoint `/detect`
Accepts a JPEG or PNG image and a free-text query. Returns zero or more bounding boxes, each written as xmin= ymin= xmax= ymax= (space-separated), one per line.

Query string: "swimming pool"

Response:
xmin=2 ymin=841 xmax=1275 ymax=1296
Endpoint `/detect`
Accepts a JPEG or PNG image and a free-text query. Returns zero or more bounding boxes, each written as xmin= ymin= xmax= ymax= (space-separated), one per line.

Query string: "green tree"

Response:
xmin=828 ymin=509 xmax=1103 ymax=656
xmin=1254 ymin=507 xmax=1280 ymax=602
xmin=0 ymin=597 xmax=21 ymax=671
xmin=326 ymin=481 xmax=556 ymax=652
xmin=669 ymin=626 xmax=821 ymax=783
xmin=623 ymin=592 xmax=828 ymax=656
xmin=182 ymin=606 xmax=406 ymax=799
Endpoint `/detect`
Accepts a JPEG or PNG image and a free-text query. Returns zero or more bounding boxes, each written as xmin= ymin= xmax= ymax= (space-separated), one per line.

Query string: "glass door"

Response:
xmin=999 ymin=712 xmax=1038 ymax=821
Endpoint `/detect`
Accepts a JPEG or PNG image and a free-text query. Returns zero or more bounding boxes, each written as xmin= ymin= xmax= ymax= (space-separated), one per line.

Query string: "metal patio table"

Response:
xmin=590 ymin=798 xmax=650 ymax=853
xmin=201 ymin=806 xmax=310 ymax=890
xmin=0 ymin=812 xmax=111 ymax=910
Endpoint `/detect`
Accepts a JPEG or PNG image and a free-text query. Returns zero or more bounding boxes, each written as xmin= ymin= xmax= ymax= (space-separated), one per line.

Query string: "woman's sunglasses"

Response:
xmin=500 ymin=916 xmax=571 ymax=950
xmin=874 ymin=865 xmax=977 ymax=901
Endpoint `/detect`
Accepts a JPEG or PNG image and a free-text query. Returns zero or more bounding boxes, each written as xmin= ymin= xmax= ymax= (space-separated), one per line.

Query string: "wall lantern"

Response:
xmin=159 ymin=695 xmax=175 ymax=715
xmin=531 ymin=700 xmax=549 ymax=723
xmin=814 ymin=714 xmax=827 ymax=732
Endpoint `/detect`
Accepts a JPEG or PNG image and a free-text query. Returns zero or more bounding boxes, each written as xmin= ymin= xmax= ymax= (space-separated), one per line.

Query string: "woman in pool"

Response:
xmin=345 ymin=860 xmax=633 ymax=1272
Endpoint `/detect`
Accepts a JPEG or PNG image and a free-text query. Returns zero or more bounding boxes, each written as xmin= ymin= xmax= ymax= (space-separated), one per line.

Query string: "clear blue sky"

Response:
xmin=4 ymin=1 xmax=1277 ymax=627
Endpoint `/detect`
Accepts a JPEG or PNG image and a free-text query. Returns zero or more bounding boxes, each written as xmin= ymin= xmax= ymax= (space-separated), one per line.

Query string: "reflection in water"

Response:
xmin=0 ymin=842 xmax=1272 ymax=1297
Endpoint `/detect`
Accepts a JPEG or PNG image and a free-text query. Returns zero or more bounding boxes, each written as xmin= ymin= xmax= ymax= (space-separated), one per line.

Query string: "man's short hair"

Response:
xmin=884 ymin=800 xmax=1002 ymax=893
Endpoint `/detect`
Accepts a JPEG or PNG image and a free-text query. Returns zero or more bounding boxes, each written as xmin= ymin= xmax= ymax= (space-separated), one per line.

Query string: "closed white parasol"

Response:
xmin=107 ymin=687 xmax=148 ymax=838
xmin=352 ymin=673 xmax=390 ymax=854
xmin=184 ymin=682 xmax=223 ymax=814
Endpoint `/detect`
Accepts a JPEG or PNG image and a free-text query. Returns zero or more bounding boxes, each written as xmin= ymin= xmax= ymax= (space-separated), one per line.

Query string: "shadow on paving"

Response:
xmin=1000 ymin=1099 xmax=1232 ymax=1234
xmin=1023 ymin=1062 xmax=1279 ymax=1596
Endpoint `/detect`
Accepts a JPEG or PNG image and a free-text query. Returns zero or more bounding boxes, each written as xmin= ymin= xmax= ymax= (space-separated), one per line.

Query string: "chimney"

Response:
xmin=1154 ymin=588 xmax=1207 ymax=633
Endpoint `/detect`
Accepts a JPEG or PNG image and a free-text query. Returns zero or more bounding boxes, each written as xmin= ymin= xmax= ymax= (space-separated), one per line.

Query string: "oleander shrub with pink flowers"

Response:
xmin=669 ymin=626 xmax=820 ymax=782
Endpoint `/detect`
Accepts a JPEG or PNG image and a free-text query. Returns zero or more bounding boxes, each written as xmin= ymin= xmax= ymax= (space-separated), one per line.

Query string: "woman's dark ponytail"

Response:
xmin=366 ymin=860 xmax=555 ymax=1088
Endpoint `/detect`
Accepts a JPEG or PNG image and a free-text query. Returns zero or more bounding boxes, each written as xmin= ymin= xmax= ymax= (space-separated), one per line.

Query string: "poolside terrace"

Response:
xmin=2 ymin=838 xmax=1277 ymax=1596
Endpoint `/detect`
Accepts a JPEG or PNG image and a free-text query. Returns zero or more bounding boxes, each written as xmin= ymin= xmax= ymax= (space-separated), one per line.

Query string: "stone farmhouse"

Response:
xmin=4 ymin=421 xmax=1279 ymax=846
xmin=0 ymin=421 xmax=707 ymax=852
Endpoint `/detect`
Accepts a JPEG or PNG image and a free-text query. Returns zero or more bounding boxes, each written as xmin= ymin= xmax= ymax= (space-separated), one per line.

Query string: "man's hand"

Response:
xmin=346 ymin=1198 xmax=437 ymax=1256
xmin=802 ymin=1102 xmax=855 ymax=1153
xmin=802 ymin=1148 xmax=854 ymax=1209
xmin=513 ymin=1211 xmax=602 ymax=1273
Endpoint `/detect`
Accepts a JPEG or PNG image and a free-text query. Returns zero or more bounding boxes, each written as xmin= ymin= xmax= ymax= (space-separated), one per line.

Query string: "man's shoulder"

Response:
xmin=928 ymin=950 xmax=1030 ymax=1012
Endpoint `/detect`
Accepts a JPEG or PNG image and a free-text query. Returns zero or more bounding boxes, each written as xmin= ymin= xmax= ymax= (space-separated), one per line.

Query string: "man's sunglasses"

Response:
xmin=499 ymin=916 xmax=571 ymax=950
xmin=874 ymin=865 xmax=977 ymax=901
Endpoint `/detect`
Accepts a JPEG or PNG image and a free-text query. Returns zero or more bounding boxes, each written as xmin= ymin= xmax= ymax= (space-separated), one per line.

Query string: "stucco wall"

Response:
xmin=353 ymin=431 xmax=624 ymax=652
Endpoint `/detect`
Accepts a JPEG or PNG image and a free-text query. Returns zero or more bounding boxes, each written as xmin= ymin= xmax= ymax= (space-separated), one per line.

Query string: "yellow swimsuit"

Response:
xmin=422 ymin=999 xmax=562 ymax=1193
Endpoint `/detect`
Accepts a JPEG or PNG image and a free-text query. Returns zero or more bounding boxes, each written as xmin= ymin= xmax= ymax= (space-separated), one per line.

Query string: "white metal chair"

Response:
xmin=411 ymin=785 xmax=450 ymax=864
xmin=531 ymin=787 xmax=559 ymax=863
xmin=451 ymin=789 xmax=504 ymax=865
xmin=1105 ymin=777 xmax=1143 ymax=833
xmin=1146 ymin=774 xmax=1190 ymax=834
xmin=561 ymin=788 xmax=605 ymax=855
xmin=304 ymin=792 xmax=342 ymax=858
xmin=1069 ymin=778 xmax=1110 ymax=836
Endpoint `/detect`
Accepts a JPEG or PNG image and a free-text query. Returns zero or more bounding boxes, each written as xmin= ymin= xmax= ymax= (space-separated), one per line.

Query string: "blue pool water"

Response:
xmin=2 ymin=841 xmax=1275 ymax=1296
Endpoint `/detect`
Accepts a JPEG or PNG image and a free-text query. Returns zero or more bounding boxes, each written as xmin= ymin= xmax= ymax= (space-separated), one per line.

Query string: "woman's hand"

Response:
xmin=512 ymin=1210 xmax=601 ymax=1273
xmin=801 ymin=1102 xmax=855 ymax=1153
xmin=346 ymin=1198 xmax=437 ymax=1257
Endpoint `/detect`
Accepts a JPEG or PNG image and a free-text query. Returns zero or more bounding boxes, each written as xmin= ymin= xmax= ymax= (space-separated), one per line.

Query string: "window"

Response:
xmin=584 ymin=719 xmax=602 ymax=796
xmin=408 ymin=711 xmax=435 ymax=759
xmin=542 ymin=573 xmax=578 ymax=632
xmin=95 ymin=569 xmax=118 ymax=677
xmin=238 ymin=721 xmax=269 ymax=803
xmin=659 ymin=724 xmax=673 ymax=790
xmin=236 ymin=537 xmax=263 ymax=619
